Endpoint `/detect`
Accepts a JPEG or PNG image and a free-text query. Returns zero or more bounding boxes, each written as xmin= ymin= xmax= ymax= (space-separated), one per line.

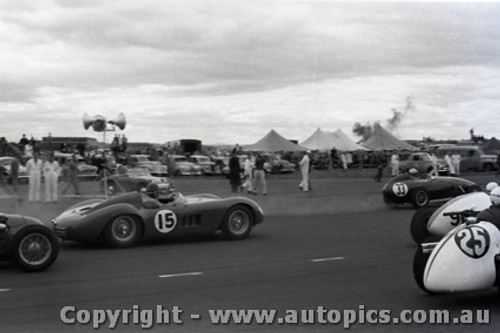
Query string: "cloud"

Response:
xmin=1 ymin=1 xmax=500 ymax=145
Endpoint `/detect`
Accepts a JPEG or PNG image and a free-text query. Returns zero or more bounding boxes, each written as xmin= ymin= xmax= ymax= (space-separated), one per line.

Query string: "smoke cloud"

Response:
xmin=352 ymin=122 xmax=374 ymax=142
xmin=386 ymin=96 xmax=416 ymax=131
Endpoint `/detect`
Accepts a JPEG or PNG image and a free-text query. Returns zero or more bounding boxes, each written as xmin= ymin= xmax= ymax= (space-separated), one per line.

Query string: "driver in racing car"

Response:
xmin=476 ymin=186 xmax=500 ymax=229
xmin=408 ymin=168 xmax=427 ymax=180
xmin=143 ymin=180 xmax=177 ymax=208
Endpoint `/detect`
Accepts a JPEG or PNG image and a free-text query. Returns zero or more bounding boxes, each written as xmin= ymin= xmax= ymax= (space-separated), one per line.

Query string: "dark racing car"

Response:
xmin=382 ymin=172 xmax=481 ymax=209
xmin=53 ymin=182 xmax=264 ymax=248
xmin=0 ymin=213 xmax=59 ymax=271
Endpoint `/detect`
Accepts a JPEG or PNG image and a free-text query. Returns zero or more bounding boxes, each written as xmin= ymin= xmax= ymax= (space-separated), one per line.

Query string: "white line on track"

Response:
xmin=311 ymin=257 xmax=345 ymax=263
xmin=158 ymin=272 xmax=203 ymax=278
xmin=0 ymin=289 xmax=12 ymax=292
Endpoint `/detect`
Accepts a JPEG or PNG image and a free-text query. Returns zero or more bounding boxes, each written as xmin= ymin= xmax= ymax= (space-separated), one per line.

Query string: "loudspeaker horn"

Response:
xmin=83 ymin=113 xmax=107 ymax=131
xmin=108 ymin=112 xmax=126 ymax=130
xmin=83 ymin=113 xmax=94 ymax=130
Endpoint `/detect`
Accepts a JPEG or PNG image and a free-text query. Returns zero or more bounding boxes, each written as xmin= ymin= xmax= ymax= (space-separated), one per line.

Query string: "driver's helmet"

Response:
xmin=145 ymin=182 xmax=160 ymax=199
xmin=408 ymin=168 xmax=418 ymax=176
xmin=146 ymin=180 xmax=176 ymax=203
xmin=490 ymin=186 xmax=500 ymax=206
xmin=486 ymin=182 xmax=498 ymax=193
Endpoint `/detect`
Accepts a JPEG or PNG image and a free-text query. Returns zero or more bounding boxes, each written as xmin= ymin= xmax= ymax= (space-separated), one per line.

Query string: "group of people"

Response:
xmin=0 ymin=151 xmax=82 ymax=203
xmin=388 ymin=151 xmax=462 ymax=179
xmin=26 ymin=152 xmax=82 ymax=202
xmin=443 ymin=152 xmax=462 ymax=175
xmin=227 ymin=148 xmax=314 ymax=195
xmin=228 ymin=150 xmax=267 ymax=195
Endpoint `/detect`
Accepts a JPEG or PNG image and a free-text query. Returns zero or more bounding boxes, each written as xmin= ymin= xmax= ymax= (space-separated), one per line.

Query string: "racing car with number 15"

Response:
xmin=53 ymin=181 xmax=264 ymax=248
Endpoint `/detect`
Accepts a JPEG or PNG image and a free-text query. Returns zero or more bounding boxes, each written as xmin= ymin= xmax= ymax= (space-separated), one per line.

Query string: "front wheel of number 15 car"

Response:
xmin=221 ymin=205 xmax=253 ymax=240
xmin=105 ymin=215 xmax=142 ymax=248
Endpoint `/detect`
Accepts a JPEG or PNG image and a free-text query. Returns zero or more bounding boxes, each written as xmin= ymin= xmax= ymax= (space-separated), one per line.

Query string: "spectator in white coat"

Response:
xmin=43 ymin=153 xmax=60 ymax=202
xmin=430 ymin=152 xmax=439 ymax=177
xmin=451 ymin=152 xmax=462 ymax=175
xmin=444 ymin=153 xmax=455 ymax=175
xmin=26 ymin=152 xmax=43 ymax=202
xmin=391 ymin=152 xmax=400 ymax=176
xmin=299 ymin=150 xmax=311 ymax=192
xmin=242 ymin=154 xmax=254 ymax=194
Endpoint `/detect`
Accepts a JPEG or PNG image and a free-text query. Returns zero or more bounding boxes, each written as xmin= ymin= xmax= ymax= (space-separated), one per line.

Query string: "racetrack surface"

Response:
xmin=1 ymin=171 xmax=499 ymax=332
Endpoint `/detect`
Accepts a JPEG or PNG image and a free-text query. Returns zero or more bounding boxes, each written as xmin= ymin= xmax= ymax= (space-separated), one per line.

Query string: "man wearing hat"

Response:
xmin=299 ymin=150 xmax=311 ymax=192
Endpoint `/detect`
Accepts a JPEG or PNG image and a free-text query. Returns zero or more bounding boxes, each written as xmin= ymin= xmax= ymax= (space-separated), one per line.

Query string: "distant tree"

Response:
xmin=422 ymin=136 xmax=434 ymax=143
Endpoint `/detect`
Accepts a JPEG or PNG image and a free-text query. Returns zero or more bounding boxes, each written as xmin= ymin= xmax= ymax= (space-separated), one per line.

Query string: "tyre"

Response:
xmin=411 ymin=188 xmax=429 ymax=208
xmin=10 ymin=227 xmax=59 ymax=272
xmin=104 ymin=215 xmax=142 ymax=248
xmin=410 ymin=207 xmax=436 ymax=244
xmin=483 ymin=163 xmax=493 ymax=172
xmin=221 ymin=205 xmax=253 ymax=240
xmin=413 ymin=248 xmax=433 ymax=293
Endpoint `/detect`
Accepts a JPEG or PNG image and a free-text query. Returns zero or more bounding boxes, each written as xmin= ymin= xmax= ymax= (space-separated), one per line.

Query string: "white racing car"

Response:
xmin=413 ymin=185 xmax=500 ymax=294
xmin=410 ymin=191 xmax=491 ymax=244
xmin=413 ymin=219 xmax=500 ymax=294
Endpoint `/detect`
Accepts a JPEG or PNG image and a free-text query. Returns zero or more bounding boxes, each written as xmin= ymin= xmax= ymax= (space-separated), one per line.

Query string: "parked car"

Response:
xmin=53 ymin=152 xmax=98 ymax=179
xmin=398 ymin=152 xmax=448 ymax=175
xmin=188 ymin=155 xmax=218 ymax=175
xmin=435 ymin=145 xmax=498 ymax=172
xmin=170 ymin=155 xmax=202 ymax=176
xmin=128 ymin=154 xmax=169 ymax=177
xmin=264 ymin=155 xmax=296 ymax=174
xmin=213 ymin=156 xmax=230 ymax=176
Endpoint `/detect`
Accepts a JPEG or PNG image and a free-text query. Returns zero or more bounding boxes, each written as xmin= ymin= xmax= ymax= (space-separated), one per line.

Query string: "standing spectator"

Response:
xmin=444 ymin=153 xmax=455 ymax=175
xmin=9 ymin=156 xmax=20 ymax=195
xmin=228 ymin=151 xmax=241 ymax=193
xmin=62 ymin=154 xmax=81 ymax=196
xmin=24 ymin=140 xmax=34 ymax=158
xmin=121 ymin=134 xmax=128 ymax=153
xmin=340 ymin=152 xmax=348 ymax=170
xmin=373 ymin=154 xmax=384 ymax=182
xmin=242 ymin=154 xmax=254 ymax=194
xmin=391 ymin=152 xmax=400 ymax=176
xmin=451 ymin=152 xmax=462 ymax=175
xmin=18 ymin=134 xmax=29 ymax=147
xmin=46 ymin=132 xmax=54 ymax=153
xmin=43 ymin=153 xmax=60 ymax=202
xmin=75 ymin=143 xmax=86 ymax=159
xmin=253 ymin=153 xmax=267 ymax=195
xmin=299 ymin=150 xmax=311 ymax=192
xmin=430 ymin=152 xmax=439 ymax=177
xmin=0 ymin=137 xmax=7 ymax=156
xmin=26 ymin=152 xmax=43 ymax=202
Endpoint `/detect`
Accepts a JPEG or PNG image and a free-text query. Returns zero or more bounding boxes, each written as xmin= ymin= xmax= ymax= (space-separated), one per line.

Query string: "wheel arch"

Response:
xmin=221 ymin=203 xmax=257 ymax=228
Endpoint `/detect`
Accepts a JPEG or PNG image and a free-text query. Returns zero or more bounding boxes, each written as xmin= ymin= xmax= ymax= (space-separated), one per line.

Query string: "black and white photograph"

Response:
xmin=1 ymin=0 xmax=500 ymax=332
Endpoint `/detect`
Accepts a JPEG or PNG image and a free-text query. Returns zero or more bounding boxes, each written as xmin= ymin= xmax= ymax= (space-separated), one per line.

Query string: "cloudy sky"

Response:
xmin=1 ymin=0 xmax=500 ymax=145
